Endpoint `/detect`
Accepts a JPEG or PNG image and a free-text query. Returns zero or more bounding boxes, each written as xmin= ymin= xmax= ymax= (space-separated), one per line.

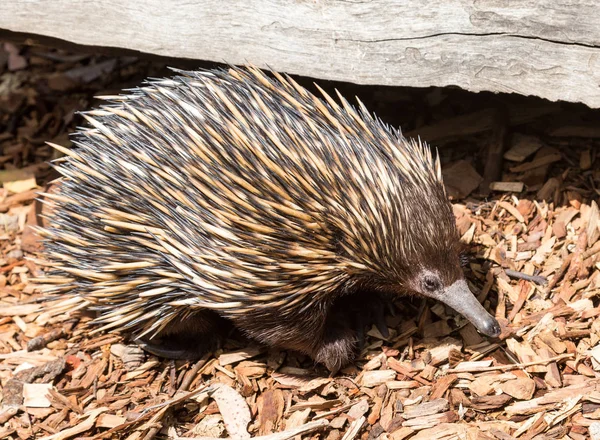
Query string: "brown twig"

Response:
xmin=447 ymin=353 xmax=574 ymax=373
xmin=505 ymin=269 xmax=547 ymax=286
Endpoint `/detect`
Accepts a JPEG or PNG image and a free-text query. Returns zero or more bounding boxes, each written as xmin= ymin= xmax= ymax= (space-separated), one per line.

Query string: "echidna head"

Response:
xmin=400 ymin=244 xmax=499 ymax=338
xmin=407 ymin=268 xmax=501 ymax=338
xmin=336 ymin=158 xmax=500 ymax=338
xmin=404 ymin=209 xmax=500 ymax=338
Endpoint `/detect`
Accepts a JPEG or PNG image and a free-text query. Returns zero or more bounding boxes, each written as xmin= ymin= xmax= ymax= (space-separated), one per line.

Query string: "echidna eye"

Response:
xmin=423 ymin=276 xmax=441 ymax=292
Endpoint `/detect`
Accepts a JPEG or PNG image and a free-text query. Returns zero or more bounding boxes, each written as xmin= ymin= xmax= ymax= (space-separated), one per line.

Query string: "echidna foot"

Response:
xmin=135 ymin=336 xmax=222 ymax=360
xmin=354 ymin=295 xmax=393 ymax=347
xmin=334 ymin=291 xmax=395 ymax=351
xmin=314 ymin=324 xmax=358 ymax=373
xmin=135 ymin=310 xmax=230 ymax=360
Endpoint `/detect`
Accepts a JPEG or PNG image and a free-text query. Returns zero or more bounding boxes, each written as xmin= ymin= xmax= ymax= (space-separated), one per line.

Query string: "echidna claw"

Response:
xmin=374 ymin=303 xmax=390 ymax=339
xmin=356 ymin=326 xmax=365 ymax=352
xmin=376 ymin=320 xmax=390 ymax=339
xmin=134 ymin=338 xmax=207 ymax=360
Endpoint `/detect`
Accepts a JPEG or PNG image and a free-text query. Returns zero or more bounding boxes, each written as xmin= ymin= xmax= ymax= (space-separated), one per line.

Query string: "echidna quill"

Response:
xmin=37 ymin=66 xmax=500 ymax=372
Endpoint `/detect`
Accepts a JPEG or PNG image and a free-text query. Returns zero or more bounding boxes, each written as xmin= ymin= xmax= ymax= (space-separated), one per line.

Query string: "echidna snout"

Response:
xmin=411 ymin=270 xmax=500 ymax=337
xmin=443 ymin=280 xmax=501 ymax=337
xmin=38 ymin=66 xmax=501 ymax=372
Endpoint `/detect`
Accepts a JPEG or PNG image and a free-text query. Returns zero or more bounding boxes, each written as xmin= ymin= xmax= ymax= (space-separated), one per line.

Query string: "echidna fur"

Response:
xmin=36 ymin=66 xmax=499 ymax=371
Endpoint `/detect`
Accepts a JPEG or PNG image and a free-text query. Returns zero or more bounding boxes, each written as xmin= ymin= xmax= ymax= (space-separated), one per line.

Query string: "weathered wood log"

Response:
xmin=1 ymin=0 xmax=599 ymax=107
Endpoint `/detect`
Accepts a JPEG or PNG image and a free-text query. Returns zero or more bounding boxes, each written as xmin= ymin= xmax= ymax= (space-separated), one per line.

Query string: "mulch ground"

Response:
xmin=1 ymin=42 xmax=600 ymax=440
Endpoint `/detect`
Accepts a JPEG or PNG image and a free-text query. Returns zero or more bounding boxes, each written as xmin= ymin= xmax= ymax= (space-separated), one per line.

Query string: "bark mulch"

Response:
xmin=1 ymin=42 xmax=600 ymax=440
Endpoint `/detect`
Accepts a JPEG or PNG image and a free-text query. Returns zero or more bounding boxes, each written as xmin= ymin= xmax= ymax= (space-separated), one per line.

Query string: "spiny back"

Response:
xmin=39 ymin=66 xmax=450 ymax=338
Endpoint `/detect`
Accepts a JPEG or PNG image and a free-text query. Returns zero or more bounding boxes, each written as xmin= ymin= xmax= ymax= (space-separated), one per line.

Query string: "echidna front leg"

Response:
xmin=329 ymin=290 xmax=394 ymax=349
xmin=313 ymin=314 xmax=359 ymax=373
xmin=315 ymin=292 xmax=394 ymax=372
xmin=230 ymin=307 xmax=359 ymax=373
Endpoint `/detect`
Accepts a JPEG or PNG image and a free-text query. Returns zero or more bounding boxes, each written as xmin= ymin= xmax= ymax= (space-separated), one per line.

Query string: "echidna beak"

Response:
xmin=440 ymin=279 xmax=501 ymax=338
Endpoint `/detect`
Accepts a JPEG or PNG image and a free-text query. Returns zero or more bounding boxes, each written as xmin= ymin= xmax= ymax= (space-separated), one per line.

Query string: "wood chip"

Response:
xmin=2 ymin=45 xmax=600 ymax=440
xmin=403 ymin=399 xmax=449 ymax=419
xmin=359 ymin=370 xmax=396 ymax=388
xmin=341 ymin=416 xmax=365 ymax=440
xmin=22 ymin=383 xmax=53 ymax=408
xmin=347 ymin=400 xmax=369 ymax=420
xmin=210 ymin=383 xmax=251 ymax=438
xmin=499 ymin=378 xmax=536 ymax=400
xmin=504 ymin=134 xmax=544 ymax=162
xmin=442 ymin=160 xmax=482 ymax=199
xmin=402 ymin=411 xmax=458 ymax=430
xmin=509 ymin=152 xmax=562 ymax=172
xmin=489 ymin=181 xmax=524 ymax=192
xmin=257 ymin=389 xmax=285 ymax=435
xmin=219 ymin=346 xmax=263 ymax=366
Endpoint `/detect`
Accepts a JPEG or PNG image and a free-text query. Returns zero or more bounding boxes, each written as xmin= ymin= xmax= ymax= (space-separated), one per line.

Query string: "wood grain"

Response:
xmin=1 ymin=0 xmax=599 ymax=107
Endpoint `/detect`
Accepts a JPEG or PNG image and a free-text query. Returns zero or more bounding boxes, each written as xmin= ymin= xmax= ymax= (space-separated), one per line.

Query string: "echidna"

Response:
xmin=37 ymin=66 xmax=500 ymax=372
